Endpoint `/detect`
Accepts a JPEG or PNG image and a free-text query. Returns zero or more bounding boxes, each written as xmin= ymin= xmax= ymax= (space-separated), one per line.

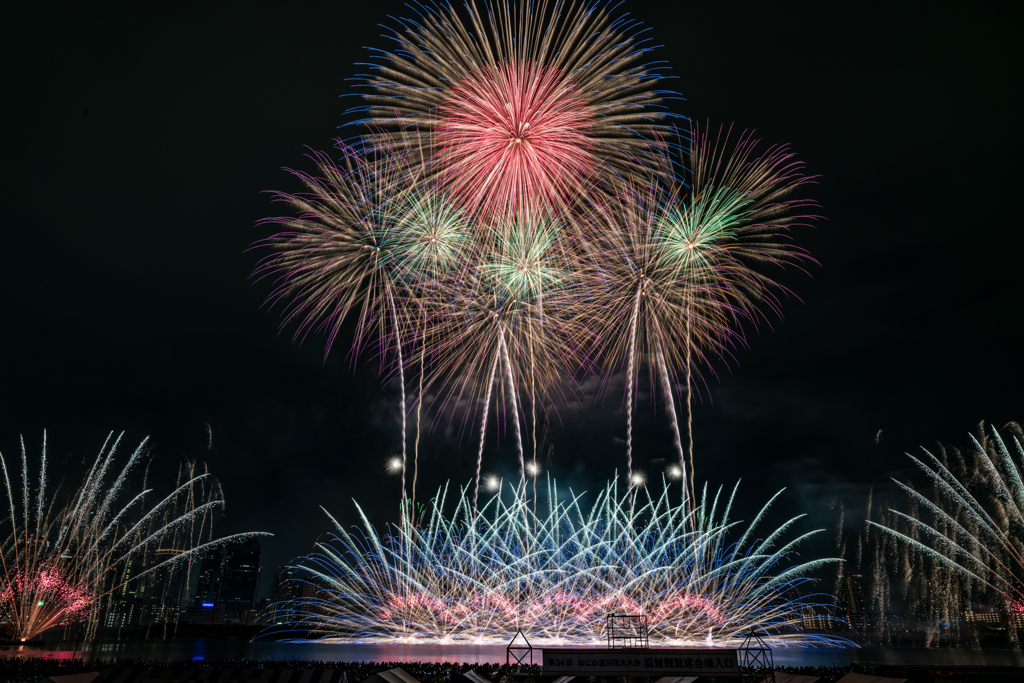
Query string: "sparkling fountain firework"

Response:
xmin=872 ymin=422 xmax=1024 ymax=618
xmin=266 ymin=478 xmax=848 ymax=648
xmin=0 ymin=432 xmax=268 ymax=641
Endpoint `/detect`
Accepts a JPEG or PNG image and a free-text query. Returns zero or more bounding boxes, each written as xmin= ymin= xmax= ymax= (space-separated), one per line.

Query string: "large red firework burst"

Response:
xmin=436 ymin=61 xmax=595 ymax=218
xmin=360 ymin=0 xmax=674 ymax=211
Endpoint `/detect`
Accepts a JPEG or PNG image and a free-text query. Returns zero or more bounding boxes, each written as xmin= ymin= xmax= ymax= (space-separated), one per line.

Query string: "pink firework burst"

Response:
xmin=436 ymin=61 xmax=595 ymax=219
xmin=0 ymin=566 xmax=93 ymax=640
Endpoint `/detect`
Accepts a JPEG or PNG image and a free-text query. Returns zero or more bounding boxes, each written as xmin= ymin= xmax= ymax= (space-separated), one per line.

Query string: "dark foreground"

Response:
xmin=3 ymin=658 xmax=1022 ymax=683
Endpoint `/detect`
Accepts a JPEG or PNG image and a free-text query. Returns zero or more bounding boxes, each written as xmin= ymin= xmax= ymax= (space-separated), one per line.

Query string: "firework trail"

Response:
xmin=579 ymin=178 xmax=740 ymax=496
xmin=623 ymin=286 xmax=642 ymax=489
xmin=872 ymin=422 xmax=1024 ymax=616
xmin=392 ymin=181 xmax=472 ymax=514
xmin=473 ymin=354 xmax=500 ymax=512
xmin=579 ymin=123 xmax=815 ymax=497
xmin=421 ymin=208 xmax=584 ymax=508
xmin=266 ymin=477 xmax=848 ymax=647
xmin=0 ymin=433 xmax=268 ymax=641
xmin=257 ymin=139 xmax=432 ymax=506
xmin=498 ymin=331 xmax=525 ymax=485
xmin=673 ymin=124 xmax=816 ymax=498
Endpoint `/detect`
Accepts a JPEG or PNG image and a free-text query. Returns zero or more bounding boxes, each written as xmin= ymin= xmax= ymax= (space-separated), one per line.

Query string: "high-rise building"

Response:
xmin=801 ymin=607 xmax=832 ymax=631
xmin=189 ymin=537 xmax=262 ymax=624
xmin=266 ymin=565 xmax=307 ymax=624
xmin=221 ymin=538 xmax=262 ymax=620
xmin=147 ymin=548 xmax=189 ymax=623
xmin=271 ymin=566 xmax=304 ymax=603
xmin=104 ymin=557 xmax=140 ymax=629
xmin=102 ymin=547 xmax=191 ymax=630
xmin=837 ymin=573 xmax=865 ymax=629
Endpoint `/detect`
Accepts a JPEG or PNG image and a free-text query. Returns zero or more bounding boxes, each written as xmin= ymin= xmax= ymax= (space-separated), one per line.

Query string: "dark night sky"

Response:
xmin=3 ymin=2 xmax=1022 ymax=597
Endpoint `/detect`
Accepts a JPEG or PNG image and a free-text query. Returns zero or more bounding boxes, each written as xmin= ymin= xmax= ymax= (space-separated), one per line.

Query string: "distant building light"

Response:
xmin=201 ymin=602 xmax=215 ymax=608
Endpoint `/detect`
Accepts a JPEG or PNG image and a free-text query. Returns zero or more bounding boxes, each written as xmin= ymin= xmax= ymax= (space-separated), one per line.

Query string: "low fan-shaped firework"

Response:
xmin=0 ymin=432 xmax=269 ymax=641
xmin=265 ymin=479 xmax=848 ymax=647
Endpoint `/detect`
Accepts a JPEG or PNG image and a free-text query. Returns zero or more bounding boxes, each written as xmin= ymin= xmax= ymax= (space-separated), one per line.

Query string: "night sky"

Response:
xmin=4 ymin=2 xmax=1021 ymax=597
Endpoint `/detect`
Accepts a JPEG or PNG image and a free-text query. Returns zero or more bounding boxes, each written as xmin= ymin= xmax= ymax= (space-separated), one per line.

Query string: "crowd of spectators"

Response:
xmin=0 ymin=656 xmax=1006 ymax=683
xmin=0 ymin=657 xmax=543 ymax=683
xmin=776 ymin=663 xmax=888 ymax=682
xmin=0 ymin=656 xmax=99 ymax=683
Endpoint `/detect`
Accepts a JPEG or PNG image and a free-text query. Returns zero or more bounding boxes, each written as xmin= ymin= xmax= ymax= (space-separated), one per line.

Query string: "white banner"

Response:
xmin=540 ymin=648 xmax=740 ymax=676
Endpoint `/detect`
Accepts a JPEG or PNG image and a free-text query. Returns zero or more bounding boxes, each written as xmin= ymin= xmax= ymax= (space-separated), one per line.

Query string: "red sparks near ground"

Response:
xmin=437 ymin=61 xmax=595 ymax=219
xmin=378 ymin=590 xmax=724 ymax=628
xmin=0 ymin=566 xmax=93 ymax=639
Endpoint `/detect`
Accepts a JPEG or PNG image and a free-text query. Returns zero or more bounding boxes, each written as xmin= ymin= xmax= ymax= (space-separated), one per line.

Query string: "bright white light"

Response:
xmin=386 ymin=457 xmax=402 ymax=474
xmin=526 ymin=462 xmax=541 ymax=477
xmin=630 ymin=471 xmax=647 ymax=487
xmin=667 ymin=465 xmax=683 ymax=480
xmin=485 ymin=475 xmax=500 ymax=491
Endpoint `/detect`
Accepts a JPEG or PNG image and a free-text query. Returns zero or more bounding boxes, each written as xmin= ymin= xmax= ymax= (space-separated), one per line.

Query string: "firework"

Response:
xmin=256 ymin=142 xmax=417 ymax=359
xmin=358 ymin=0 xmax=676 ymax=216
xmin=0 ymin=566 xmax=92 ymax=640
xmin=579 ymin=179 xmax=738 ymax=499
xmin=390 ymin=186 xmax=472 ymax=287
xmin=266 ymin=478 xmax=847 ymax=647
xmin=683 ymin=122 xmax=817 ymax=315
xmin=871 ymin=422 xmax=1024 ymax=617
xmin=436 ymin=60 xmax=596 ymax=219
xmin=580 ymin=123 xmax=816 ymax=497
xmin=420 ymin=207 xmax=585 ymax=507
xmin=256 ymin=139 xmax=447 ymax=503
xmin=391 ymin=181 xmax=474 ymax=514
xmin=0 ymin=432 xmax=268 ymax=641
xmin=257 ymin=130 xmax=816 ymax=508
xmin=258 ymin=3 xmax=819 ymax=513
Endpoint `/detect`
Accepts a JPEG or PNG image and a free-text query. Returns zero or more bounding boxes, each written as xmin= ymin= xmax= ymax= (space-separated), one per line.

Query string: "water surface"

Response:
xmin=1 ymin=640 xmax=1022 ymax=668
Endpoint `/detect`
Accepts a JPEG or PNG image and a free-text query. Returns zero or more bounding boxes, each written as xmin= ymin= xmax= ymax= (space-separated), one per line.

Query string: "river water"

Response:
xmin=1 ymin=640 xmax=1022 ymax=668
